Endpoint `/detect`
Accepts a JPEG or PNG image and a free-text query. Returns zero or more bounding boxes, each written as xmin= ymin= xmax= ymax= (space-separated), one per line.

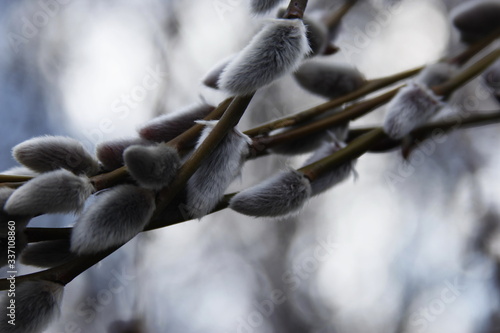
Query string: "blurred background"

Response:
xmin=1 ymin=0 xmax=500 ymax=332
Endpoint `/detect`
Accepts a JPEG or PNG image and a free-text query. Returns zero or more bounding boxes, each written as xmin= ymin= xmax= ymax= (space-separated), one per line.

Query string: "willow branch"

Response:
xmin=435 ymin=48 xmax=500 ymax=98
xmin=152 ymin=94 xmax=254 ymax=222
xmin=90 ymin=97 xmax=233 ymax=191
xmin=299 ymin=128 xmax=385 ymax=180
xmin=244 ymin=31 xmax=499 ymax=138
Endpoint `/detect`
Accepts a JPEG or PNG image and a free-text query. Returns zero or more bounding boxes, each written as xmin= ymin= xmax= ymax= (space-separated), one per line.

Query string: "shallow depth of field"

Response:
xmin=1 ymin=0 xmax=500 ymax=332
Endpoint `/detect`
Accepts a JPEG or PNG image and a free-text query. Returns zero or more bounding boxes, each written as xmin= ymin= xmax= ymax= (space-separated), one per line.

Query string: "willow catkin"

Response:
xmin=186 ymin=122 xmax=251 ymax=218
xmin=124 ymin=144 xmax=181 ymax=190
xmin=219 ymin=18 xmax=310 ymax=95
xmin=451 ymin=0 xmax=500 ymax=44
xmin=0 ymin=280 xmax=64 ymax=333
xmin=293 ymin=60 xmax=366 ymax=99
xmin=230 ymin=170 xmax=311 ymax=217
xmin=0 ymin=188 xmax=31 ymax=236
xmin=138 ymin=103 xmax=214 ymax=143
xmin=383 ymin=82 xmax=443 ymax=139
xmin=415 ymin=63 xmax=457 ymax=87
xmin=250 ymin=0 xmax=285 ymax=14
xmin=71 ymin=185 xmax=155 ymax=255
xmin=13 ymin=136 xmax=99 ymax=176
xmin=5 ymin=169 xmax=94 ymax=215
xmin=202 ymin=55 xmax=235 ymax=89
xmin=96 ymin=137 xmax=151 ymax=171
xmin=303 ymin=139 xmax=356 ymax=196
xmin=21 ymin=239 xmax=75 ymax=268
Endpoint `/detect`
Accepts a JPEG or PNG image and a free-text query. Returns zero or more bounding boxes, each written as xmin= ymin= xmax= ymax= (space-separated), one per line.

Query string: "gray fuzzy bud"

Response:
xmin=294 ymin=61 xmax=366 ymax=99
xmin=304 ymin=17 xmax=328 ymax=56
xmin=138 ymin=103 xmax=214 ymax=143
xmin=415 ymin=63 xmax=457 ymax=87
xmin=250 ymin=0 xmax=284 ymax=14
xmin=383 ymin=82 xmax=443 ymax=140
xmin=483 ymin=59 xmax=500 ymax=103
xmin=230 ymin=170 xmax=311 ymax=217
xmin=0 ymin=280 xmax=64 ymax=333
xmin=13 ymin=136 xmax=99 ymax=176
xmin=303 ymin=139 xmax=356 ymax=195
xmin=124 ymin=144 xmax=181 ymax=190
xmin=187 ymin=122 xmax=251 ymax=218
xmin=5 ymin=169 xmax=94 ymax=216
xmin=0 ymin=188 xmax=31 ymax=237
xmin=451 ymin=0 xmax=500 ymax=44
xmin=21 ymin=239 xmax=75 ymax=268
xmin=1 ymin=166 xmax=38 ymax=177
xmin=202 ymin=56 xmax=235 ymax=89
xmin=219 ymin=18 xmax=310 ymax=95
xmin=71 ymin=185 xmax=155 ymax=255
xmin=96 ymin=137 xmax=151 ymax=171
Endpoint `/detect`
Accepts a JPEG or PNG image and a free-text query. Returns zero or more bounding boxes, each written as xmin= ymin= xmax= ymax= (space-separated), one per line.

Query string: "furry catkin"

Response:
xmin=0 ymin=188 xmax=30 ymax=236
xmin=186 ymin=122 xmax=251 ymax=218
xmin=138 ymin=103 xmax=214 ymax=143
xmin=5 ymin=169 xmax=94 ymax=216
xmin=484 ymin=59 xmax=500 ymax=103
xmin=13 ymin=136 xmax=99 ymax=176
xmin=303 ymin=140 xmax=356 ymax=195
xmin=219 ymin=18 xmax=310 ymax=95
xmin=229 ymin=170 xmax=311 ymax=217
xmin=21 ymin=239 xmax=75 ymax=268
xmin=304 ymin=16 xmax=329 ymax=57
xmin=250 ymin=0 xmax=284 ymax=14
xmin=0 ymin=280 xmax=64 ymax=333
xmin=96 ymin=137 xmax=151 ymax=171
xmin=415 ymin=63 xmax=457 ymax=87
xmin=71 ymin=185 xmax=155 ymax=255
xmin=124 ymin=144 xmax=181 ymax=190
xmin=276 ymin=9 xmax=328 ymax=56
xmin=383 ymin=82 xmax=443 ymax=139
xmin=451 ymin=0 xmax=500 ymax=43
xmin=294 ymin=61 xmax=366 ymax=99
xmin=202 ymin=56 xmax=235 ymax=89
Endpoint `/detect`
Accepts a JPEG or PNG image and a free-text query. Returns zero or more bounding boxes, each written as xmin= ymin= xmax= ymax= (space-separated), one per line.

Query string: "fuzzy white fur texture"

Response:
xmin=415 ymin=63 xmax=457 ymax=88
xmin=124 ymin=144 xmax=181 ymax=190
xmin=186 ymin=121 xmax=252 ymax=218
xmin=451 ymin=0 xmax=500 ymax=43
xmin=71 ymin=185 xmax=155 ymax=255
xmin=229 ymin=169 xmax=311 ymax=217
xmin=250 ymin=0 xmax=284 ymax=14
xmin=5 ymin=169 xmax=94 ymax=216
xmin=0 ymin=187 xmax=31 ymax=236
xmin=219 ymin=18 xmax=310 ymax=95
xmin=21 ymin=239 xmax=74 ymax=268
xmin=383 ymin=82 xmax=443 ymax=140
xmin=96 ymin=137 xmax=151 ymax=171
xmin=294 ymin=60 xmax=366 ymax=99
xmin=0 ymin=280 xmax=63 ymax=333
xmin=1 ymin=165 xmax=39 ymax=177
xmin=202 ymin=55 xmax=235 ymax=89
xmin=13 ymin=136 xmax=99 ymax=176
xmin=138 ymin=103 xmax=214 ymax=143
xmin=303 ymin=139 xmax=356 ymax=196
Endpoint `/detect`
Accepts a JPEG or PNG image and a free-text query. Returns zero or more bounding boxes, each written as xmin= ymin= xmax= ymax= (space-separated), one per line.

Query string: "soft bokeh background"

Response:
xmin=1 ymin=0 xmax=500 ymax=332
